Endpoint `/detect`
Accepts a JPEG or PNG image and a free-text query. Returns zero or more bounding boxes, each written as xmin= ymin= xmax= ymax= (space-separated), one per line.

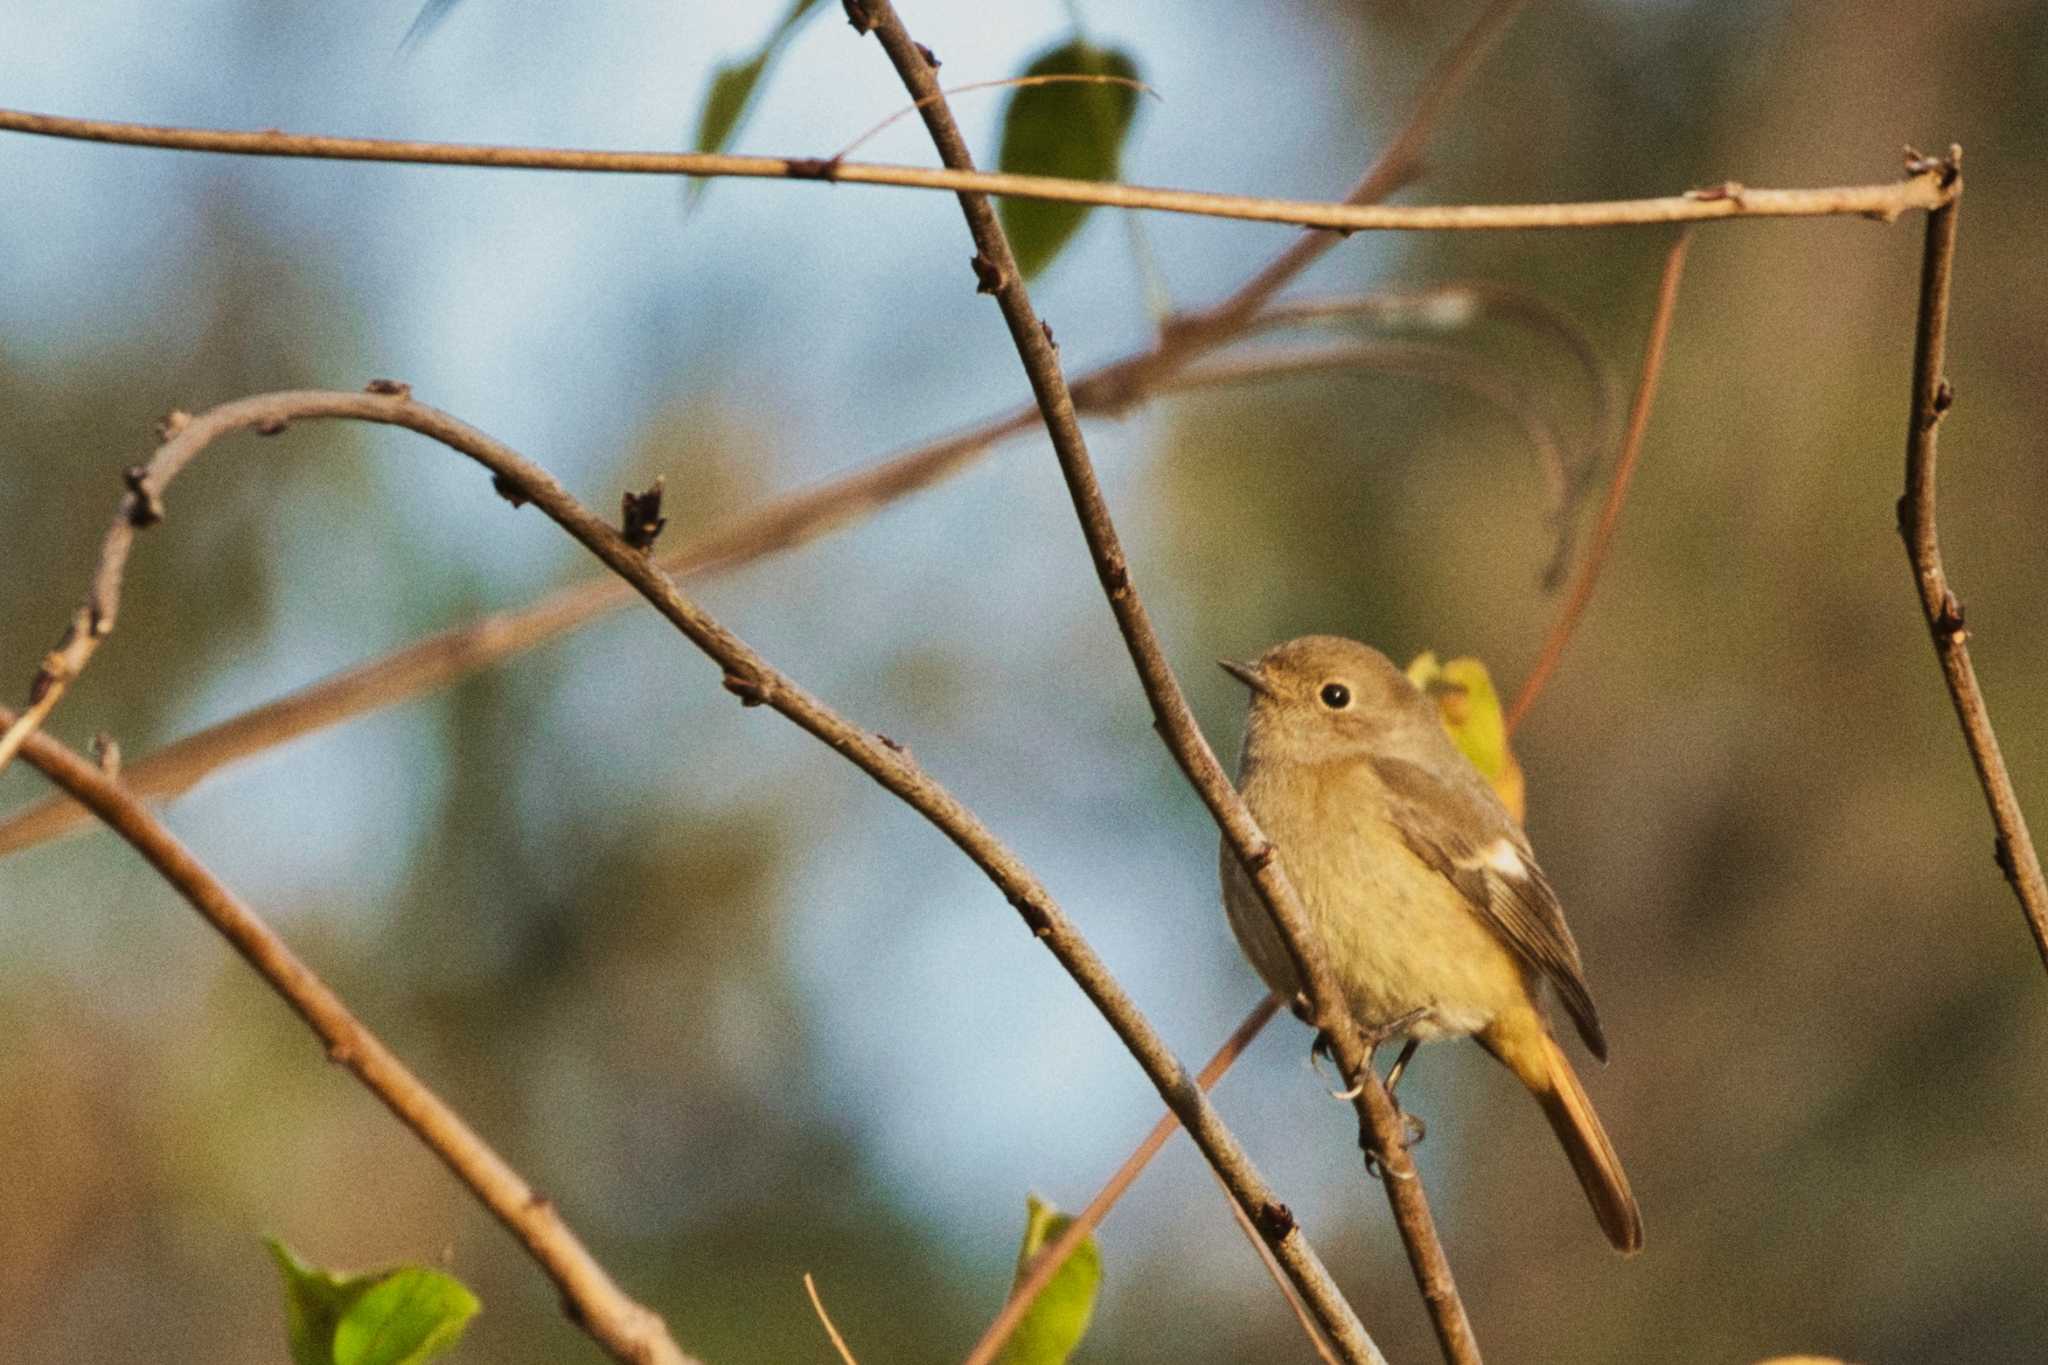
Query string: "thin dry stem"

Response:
xmin=1216 ymin=1164 xmax=1346 ymax=1365
xmin=857 ymin=4 xmax=1437 ymax=1360
xmin=1505 ymin=230 xmax=1695 ymax=736
xmin=1893 ymin=150 xmax=2048 ymax=971
xmin=963 ymin=993 xmax=1283 ymax=1365
xmin=804 ymin=1273 xmax=860 ymax=1365
xmin=0 ymin=107 xmax=1952 ymax=237
xmin=6 ymin=717 xmax=694 ymax=1365
xmin=831 ymin=72 xmax=1158 ymax=162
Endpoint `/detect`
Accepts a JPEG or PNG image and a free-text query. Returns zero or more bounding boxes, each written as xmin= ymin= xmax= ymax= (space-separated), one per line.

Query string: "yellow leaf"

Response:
xmin=1406 ymin=652 xmax=1526 ymax=823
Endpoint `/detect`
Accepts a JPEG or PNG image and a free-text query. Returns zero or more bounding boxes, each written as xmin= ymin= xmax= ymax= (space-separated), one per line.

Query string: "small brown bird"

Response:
xmin=1219 ymin=634 xmax=1641 ymax=1253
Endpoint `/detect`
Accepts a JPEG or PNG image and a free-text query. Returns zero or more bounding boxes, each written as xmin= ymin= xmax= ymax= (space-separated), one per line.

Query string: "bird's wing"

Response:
xmin=1370 ymin=754 xmax=1607 ymax=1059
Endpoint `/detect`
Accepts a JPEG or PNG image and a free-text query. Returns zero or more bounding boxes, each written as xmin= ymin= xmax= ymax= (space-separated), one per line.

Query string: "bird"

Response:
xmin=1218 ymin=633 xmax=1642 ymax=1252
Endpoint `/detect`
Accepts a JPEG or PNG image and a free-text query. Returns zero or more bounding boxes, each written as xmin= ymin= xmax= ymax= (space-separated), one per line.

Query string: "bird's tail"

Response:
xmin=1488 ymin=1015 xmax=1643 ymax=1253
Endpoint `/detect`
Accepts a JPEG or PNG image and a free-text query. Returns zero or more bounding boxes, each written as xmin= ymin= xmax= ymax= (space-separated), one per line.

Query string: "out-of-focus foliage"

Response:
xmin=1407 ymin=651 xmax=1525 ymax=821
xmin=996 ymin=40 xmax=1144 ymax=279
xmin=687 ymin=0 xmax=829 ymax=208
xmin=268 ymin=1240 xmax=478 ymax=1365
xmin=995 ymin=1195 xmax=1101 ymax=1365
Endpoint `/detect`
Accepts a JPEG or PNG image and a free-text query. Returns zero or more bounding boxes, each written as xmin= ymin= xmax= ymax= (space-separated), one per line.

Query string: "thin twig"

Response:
xmin=1504 ymin=230 xmax=1694 ymax=736
xmin=1215 ymin=1164 xmax=1345 ymax=1365
xmin=804 ymin=1273 xmax=860 ymax=1365
xmin=5 ymin=717 xmax=695 ymax=1365
xmin=1893 ymin=148 xmax=2048 ymax=972
xmin=830 ymin=72 xmax=1160 ymax=163
xmin=1170 ymin=338 xmax=1572 ymax=529
xmin=855 ymin=5 xmax=1449 ymax=1361
xmin=21 ymin=385 xmax=1368 ymax=1365
xmin=1135 ymin=0 xmax=1531 ymax=373
xmin=963 ymin=993 xmax=1283 ymax=1365
xmin=0 ymin=107 xmax=1952 ymax=236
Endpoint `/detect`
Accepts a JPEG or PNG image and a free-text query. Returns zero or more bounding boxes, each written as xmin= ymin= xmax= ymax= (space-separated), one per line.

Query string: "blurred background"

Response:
xmin=4 ymin=1 xmax=2047 ymax=1361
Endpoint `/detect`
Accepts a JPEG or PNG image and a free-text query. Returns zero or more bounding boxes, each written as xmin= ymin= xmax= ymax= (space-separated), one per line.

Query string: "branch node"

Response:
xmin=121 ymin=465 xmax=165 ymax=527
xmin=877 ymin=731 xmax=910 ymax=757
xmin=1933 ymin=378 xmax=1955 ymax=415
xmin=1904 ymin=143 xmax=1963 ymax=188
xmin=721 ymin=671 xmax=771 ymax=707
xmin=154 ymin=408 xmax=191 ymax=442
xmin=364 ymin=377 xmax=413 ymax=399
xmin=1007 ymin=890 xmax=1054 ymax=938
xmin=1935 ymin=590 xmax=1968 ymax=640
xmin=1995 ymin=834 xmax=2018 ymax=881
xmin=915 ymin=41 xmax=940 ymax=69
xmin=1683 ymin=179 xmax=1747 ymax=206
xmin=840 ymin=0 xmax=874 ymax=34
xmin=491 ymin=473 xmax=530 ymax=509
xmin=970 ymin=252 xmax=1005 ymax=295
xmin=325 ymin=1037 xmax=359 ymax=1067
xmin=1101 ymin=559 xmax=1130 ymax=598
xmin=620 ymin=477 xmax=668 ymax=551
xmin=1040 ymin=319 xmax=1057 ymax=351
xmin=1253 ymin=1199 xmax=1296 ymax=1241
xmin=1245 ymin=841 xmax=1278 ymax=873
xmin=785 ymin=156 xmax=844 ymax=182
xmin=91 ymin=732 xmax=121 ymax=776
xmin=255 ymin=414 xmax=290 ymax=436
xmin=27 ymin=659 xmax=62 ymax=705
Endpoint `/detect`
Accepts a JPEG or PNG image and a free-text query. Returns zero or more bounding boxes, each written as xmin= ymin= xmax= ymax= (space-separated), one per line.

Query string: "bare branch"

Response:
xmin=12 ymin=385 xmax=1369 ymax=1364
xmin=1893 ymin=149 xmax=2048 ymax=972
xmin=0 ymin=106 xmax=1952 ymax=237
xmin=1505 ymin=230 xmax=1695 ymax=736
xmin=853 ymin=5 xmax=1458 ymax=1360
xmin=5 ymin=718 xmax=695 ymax=1365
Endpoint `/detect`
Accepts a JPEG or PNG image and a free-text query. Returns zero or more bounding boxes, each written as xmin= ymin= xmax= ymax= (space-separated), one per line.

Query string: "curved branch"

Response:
xmin=6 ymin=718 xmax=694 ymax=1365
xmin=853 ymin=5 xmax=1463 ymax=1361
xmin=1893 ymin=151 xmax=2048 ymax=971
xmin=0 ymin=106 xmax=1952 ymax=236
xmin=14 ymin=385 xmax=1369 ymax=1364
xmin=1505 ymin=230 xmax=1694 ymax=736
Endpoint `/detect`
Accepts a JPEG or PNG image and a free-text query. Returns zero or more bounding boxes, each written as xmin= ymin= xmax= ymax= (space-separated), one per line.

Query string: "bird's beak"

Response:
xmin=1218 ymin=658 xmax=1273 ymax=696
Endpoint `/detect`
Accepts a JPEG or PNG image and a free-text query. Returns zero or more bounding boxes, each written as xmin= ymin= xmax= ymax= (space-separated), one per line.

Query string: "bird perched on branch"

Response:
xmin=1219 ymin=634 xmax=1641 ymax=1252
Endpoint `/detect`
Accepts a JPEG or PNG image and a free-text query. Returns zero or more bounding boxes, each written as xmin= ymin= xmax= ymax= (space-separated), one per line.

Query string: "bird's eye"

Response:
xmin=1319 ymin=682 xmax=1351 ymax=710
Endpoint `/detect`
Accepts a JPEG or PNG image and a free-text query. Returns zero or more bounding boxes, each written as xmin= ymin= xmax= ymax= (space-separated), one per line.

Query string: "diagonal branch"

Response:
xmin=963 ymin=993 xmax=1284 ymax=1365
xmin=18 ymin=385 xmax=1375 ymax=1365
xmin=6 ymin=717 xmax=696 ymax=1365
xmin=852 ymin=3 xmax=1472 ymax=1360
xmin=1893 ymin=148 xmax=2048 ymax=973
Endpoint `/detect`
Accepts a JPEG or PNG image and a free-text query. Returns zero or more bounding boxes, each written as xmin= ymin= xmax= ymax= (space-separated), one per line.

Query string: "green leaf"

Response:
xmin=996 ymin=1194 xmax=1101 ymax=1365
xmin=688 ymin=0 xmax=828 ymax=207
xmin=996 ymin=41 xmax=1143 ymax=280
xmin=334 ymin=1266 xmax=480 ymax=1365
xmin=268 ymin=1239 xmax=479 ymax=1365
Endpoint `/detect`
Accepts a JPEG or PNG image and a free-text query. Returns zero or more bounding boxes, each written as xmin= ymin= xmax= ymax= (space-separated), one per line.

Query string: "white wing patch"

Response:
xmin=1478 ymin=836 xmax=1528 ymax=881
